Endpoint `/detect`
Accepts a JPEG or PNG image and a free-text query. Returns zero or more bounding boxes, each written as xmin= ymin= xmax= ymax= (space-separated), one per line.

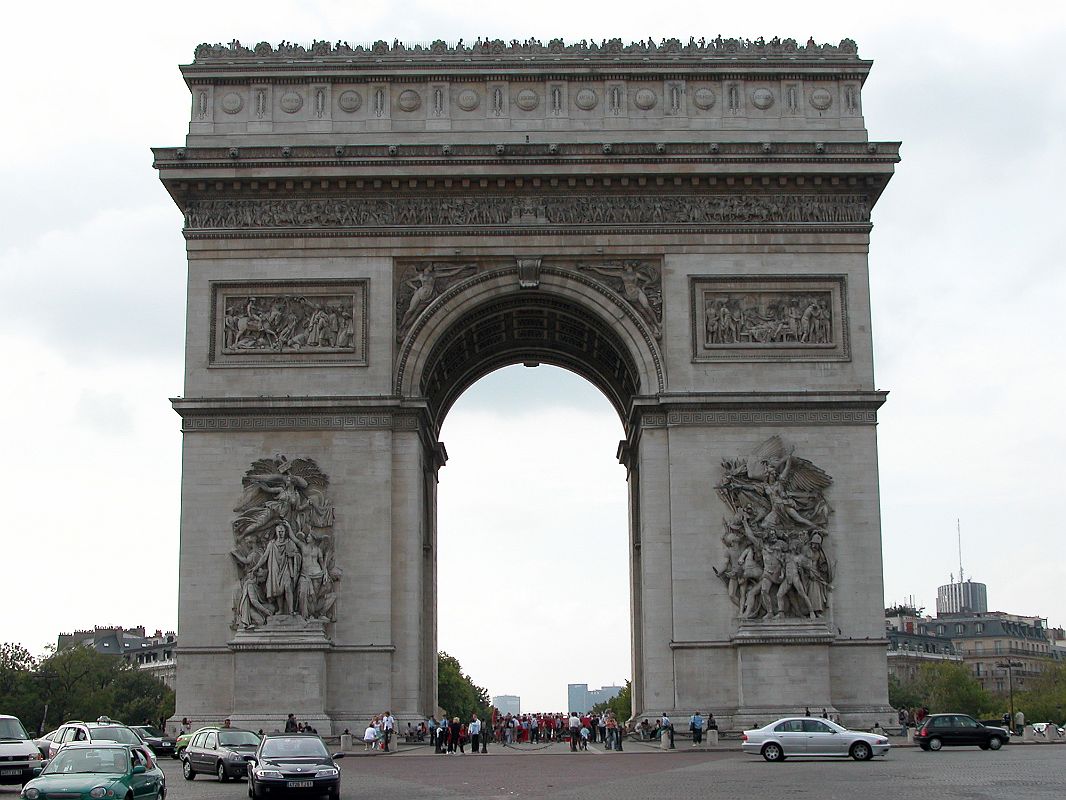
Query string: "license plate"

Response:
xmin=287 ymin=780 xmax=314 ymax=788
xmin=1 ymin=769 xmax=20 ymax=776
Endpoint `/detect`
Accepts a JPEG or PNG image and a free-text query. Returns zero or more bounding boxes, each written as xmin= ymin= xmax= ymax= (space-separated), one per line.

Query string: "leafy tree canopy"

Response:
xmin=437 ymin=652 xmax=490 ymax=722
xmin=591 ymin=680 xmax=632 ymax=722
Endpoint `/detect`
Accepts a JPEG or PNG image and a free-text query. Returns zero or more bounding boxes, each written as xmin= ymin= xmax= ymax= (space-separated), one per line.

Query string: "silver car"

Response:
xmin=742 ymin=717 xmax=891 ymax=762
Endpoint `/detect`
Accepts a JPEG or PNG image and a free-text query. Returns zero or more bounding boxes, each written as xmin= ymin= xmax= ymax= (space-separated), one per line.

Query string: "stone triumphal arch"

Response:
xmin=157 ymin=36 xmax=899 ymax=731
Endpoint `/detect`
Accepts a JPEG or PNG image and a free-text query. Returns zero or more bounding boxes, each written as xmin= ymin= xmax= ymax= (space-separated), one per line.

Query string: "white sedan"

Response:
xmin=742 ymin=717 xmax=890 ymax=762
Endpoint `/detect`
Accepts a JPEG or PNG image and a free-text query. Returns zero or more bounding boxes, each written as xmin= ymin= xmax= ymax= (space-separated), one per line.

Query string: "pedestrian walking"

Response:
xmin=469 ymin=714 xmax=481 ymax=754
xmin=690 ymin=711 xmax=704 ymax=746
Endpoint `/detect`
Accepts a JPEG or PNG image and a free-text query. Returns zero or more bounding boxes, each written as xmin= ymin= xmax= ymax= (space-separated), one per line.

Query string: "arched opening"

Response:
xmin=404 ymin=280 xmax=655 ymax=715
xmin=437 ymin=364 xmax=631 ymax=713
xmin=420 ymin=292 xmax=641 ymax=431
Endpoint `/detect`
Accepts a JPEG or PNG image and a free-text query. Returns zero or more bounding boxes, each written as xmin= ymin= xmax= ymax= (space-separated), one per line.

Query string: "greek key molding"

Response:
xmin=639 ymin=409 xmax=878 ymax=428
xmin=181 ymin=413 xmax=419 ymax=432
xmin=184 ymin=194 xmax=870 ymax=232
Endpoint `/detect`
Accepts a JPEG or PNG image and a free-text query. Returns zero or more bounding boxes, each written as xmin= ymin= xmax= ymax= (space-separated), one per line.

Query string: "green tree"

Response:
xmin=0 ymin=643 xmax=43 ymax=731
xmin=111 ymin=669 xmax=175 ymax=727
xmin=888 ymin=674 xmax=923 ymax=711
xmin=1015 ymin=663 xmax=1066 ymax=725
xmin=591 ymin=680 xmax=632 ymax=722
xmin=917 ymin=662 xmax=993 ymax=717
xmin=437 ymin=652 xmax=490 ymax=722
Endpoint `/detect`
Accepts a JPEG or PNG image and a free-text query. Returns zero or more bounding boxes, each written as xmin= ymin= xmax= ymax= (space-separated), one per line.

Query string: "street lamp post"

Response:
xmin=996 ymin=660 xmax=1022 ymax=734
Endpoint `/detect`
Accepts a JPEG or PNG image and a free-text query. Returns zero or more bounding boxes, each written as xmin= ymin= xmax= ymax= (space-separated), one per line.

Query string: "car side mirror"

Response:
xmin=32 ymin=767 xmax=43 ymax=776
xmin=247 ymin=758 xmax=257 ymax=767
xmin=331 ymin=753 xmax=345 ymax=759
xmin=132 ymin=765 xmax=146 ymax=775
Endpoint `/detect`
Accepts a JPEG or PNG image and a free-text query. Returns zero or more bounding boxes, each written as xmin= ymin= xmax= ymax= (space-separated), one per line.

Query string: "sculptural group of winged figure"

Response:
xmin=714 ymin=436 xmax=835 ymax=621
xmin=229 ymin=456 xmax=341 ymax=630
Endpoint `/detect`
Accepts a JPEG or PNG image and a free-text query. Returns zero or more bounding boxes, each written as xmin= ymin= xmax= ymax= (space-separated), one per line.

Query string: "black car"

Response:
xmin=247 ymin=734 xmax=343 ymax=800
xmin=132 ymin=726 xmax=177 ymax=758
xmin=182 ymin=727 xmax=261 ymax=781
xmin=914 ymin=714 xmax=1010 ymax=751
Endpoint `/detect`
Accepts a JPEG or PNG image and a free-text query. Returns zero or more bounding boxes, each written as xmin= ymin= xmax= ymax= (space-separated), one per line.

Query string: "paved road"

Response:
xmin=5 ymin=743 xmax=1064 ymax=799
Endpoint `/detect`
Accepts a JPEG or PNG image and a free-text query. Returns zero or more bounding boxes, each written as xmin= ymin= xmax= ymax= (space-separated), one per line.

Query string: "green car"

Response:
xmin=21 ymin=743 xmax=165 ymax=800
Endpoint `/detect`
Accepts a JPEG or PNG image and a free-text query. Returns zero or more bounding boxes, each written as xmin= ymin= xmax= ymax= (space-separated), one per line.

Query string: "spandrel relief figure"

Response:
xmin=229 ymin=456 xmax=341 ymax=629
xmin=578 ymin=260 xmax=663 ymax=338
xmin=714 ymin=436 xmax=835 ymax=621
xmin=395 ymin=263 xmax=477 ymax=340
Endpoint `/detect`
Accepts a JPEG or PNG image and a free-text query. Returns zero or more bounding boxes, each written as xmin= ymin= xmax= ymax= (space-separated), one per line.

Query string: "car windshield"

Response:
xmin=92 ymin=726 xmax=142 ymax=745
xmin=219 ymin=731 xmax=261 ymax=747
xmin=135 ymin=726 xmax=163 ymax=738
xmin=45 ymin=748 xmax=128 ymax=774
xmin=0 ymin=718 xmax=30 ymax=740
xmin=261 ymin=737 xmax=328 ymax=758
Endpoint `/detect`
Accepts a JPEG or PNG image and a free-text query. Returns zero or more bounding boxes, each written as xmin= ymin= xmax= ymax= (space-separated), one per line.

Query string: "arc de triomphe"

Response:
xmin=156 ymin=36 xmax=899 ymax=732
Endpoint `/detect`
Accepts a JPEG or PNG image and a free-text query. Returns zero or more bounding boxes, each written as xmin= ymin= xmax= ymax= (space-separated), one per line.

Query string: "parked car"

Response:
xmin=181 ymin=727 xmax=261 ymax=781
xmin=131 ymin=726 xmax=176 ymax=758
xmin=247 ymin=734 xmax=344 ymax=800
xmin=19 ymin=742 xmax=165 ymax=800
xmin=914 ymin=714 xmax=1009 ymax=751
xmin=0 ymin=715 xmax=45 ymax=787
xmin=741 ymin=717 xmax=891 ymax=762
xmin=32 ymin=731 xmax=58 ymax=759
xmin=47 ymin=717 xmax=144 ymax=759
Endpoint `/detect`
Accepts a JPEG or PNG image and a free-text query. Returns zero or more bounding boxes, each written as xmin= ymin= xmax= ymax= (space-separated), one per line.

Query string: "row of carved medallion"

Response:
xmin=184 ymin=193 xmax=870 ymax=230
xmin=199 ymin=82 xmax=856 ymax=122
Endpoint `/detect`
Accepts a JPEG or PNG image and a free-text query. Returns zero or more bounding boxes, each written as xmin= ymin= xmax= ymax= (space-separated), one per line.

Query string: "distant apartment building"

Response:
xmin=57 ymin=626 xmax=177 ymax=689
xmin=493 ymin=695 xmax=520 ymax=716
xmin=567 ymin=683 xmax=622 ymax=713
xmin=885 ymin=603 xmax=1062 ymax=693
xmin=885 ymin=607 xmax=962 ymax=683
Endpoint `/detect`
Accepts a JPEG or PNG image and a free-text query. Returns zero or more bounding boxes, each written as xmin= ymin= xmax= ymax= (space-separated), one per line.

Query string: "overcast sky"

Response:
xmin=3 ymin=1 xmax=1064 ymax=714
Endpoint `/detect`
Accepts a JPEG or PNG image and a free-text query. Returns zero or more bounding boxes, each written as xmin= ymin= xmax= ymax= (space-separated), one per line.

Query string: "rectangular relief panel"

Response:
xmin=210 ymin=280 xmax=368 ymax=367
xmin=690 ymin=275 xmax=848 ymax=362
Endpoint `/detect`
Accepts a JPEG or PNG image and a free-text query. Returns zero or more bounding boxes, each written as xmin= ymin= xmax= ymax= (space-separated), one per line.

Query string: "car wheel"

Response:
xmin=217 ymin=761 xmax=229 ymax=782
xmin=182 ymin=758 xmax=196 ymax=780
xmin=988 ymin=736 xmax=1003 ymax=751
xmin=761 ymin=742 xmax=785 ymax=762
xmin=850 ymin=741 xmax=872 ymax=761
xmin=927 ymin=737 xmax=943 ymax=751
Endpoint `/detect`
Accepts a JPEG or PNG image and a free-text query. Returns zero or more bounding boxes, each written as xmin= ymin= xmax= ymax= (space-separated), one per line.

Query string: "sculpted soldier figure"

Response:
xmin=228 ymin=456 xmax=341 ymax=630
xmin=715 ymin=436 xmax=834 ymax=621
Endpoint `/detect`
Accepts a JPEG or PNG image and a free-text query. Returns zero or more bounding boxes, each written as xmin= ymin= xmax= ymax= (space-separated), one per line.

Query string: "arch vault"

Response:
xmin=160 ymin=36 xmax=898 ymax=731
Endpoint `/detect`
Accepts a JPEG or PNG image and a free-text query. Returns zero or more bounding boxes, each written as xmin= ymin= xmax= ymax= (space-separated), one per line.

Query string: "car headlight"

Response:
xmin=316 ymin=768 xmax=339 ymax=778
xmin=22 ymin=789 xmax=40 ymax=800
xmin=89 ymin=788 xmax=115 ymax=799
xmin=255 ymin=769 xmax=283 ymax=779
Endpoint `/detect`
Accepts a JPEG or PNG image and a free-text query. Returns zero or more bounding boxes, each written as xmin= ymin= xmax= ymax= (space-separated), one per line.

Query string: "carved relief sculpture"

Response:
xmin=704 ymin=291 xmax=832 ymax=346
xmin=229 ymin=456 xmax=341 ymax=630
xmin=713 ymin=437 xmax=834 ymax=621
xmin=223 ymin=294 xmax=357 ymax=353
xmin=577 ymin=260 xmax=663 ymax=338
xmin=395 ymin=263 xmax=477 ymax=340
xmin=184 ymin=194 xmax=870 ymax=231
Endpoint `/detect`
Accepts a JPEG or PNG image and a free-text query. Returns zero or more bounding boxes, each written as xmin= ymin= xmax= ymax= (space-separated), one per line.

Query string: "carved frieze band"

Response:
xmin=181 ymin=414 xmax=419 ymax=432
xmin=210 ymin=281 xmax=368 ymax=367
xmin=690 ymin=275 xmax=849 ymax=362
xmin=185 ymin=194 xmax=870 ymax=232
xmin=640 ymin=409 xmax=877 ymax=427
